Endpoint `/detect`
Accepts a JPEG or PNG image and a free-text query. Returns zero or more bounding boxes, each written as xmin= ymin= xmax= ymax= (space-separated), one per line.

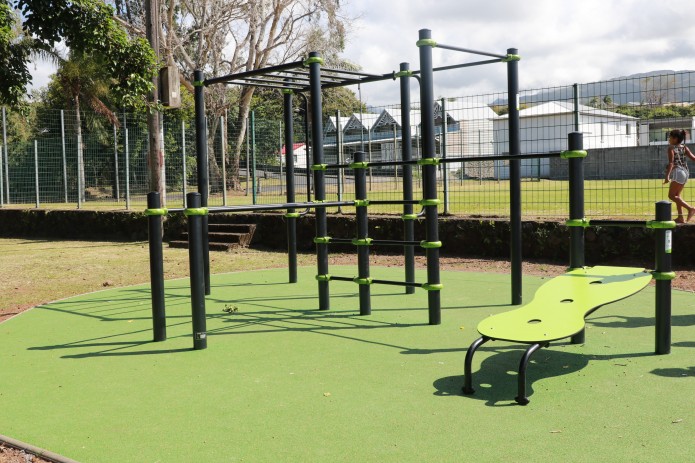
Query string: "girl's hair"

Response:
xmin=669 ymin=129 xmax=687 ymax=143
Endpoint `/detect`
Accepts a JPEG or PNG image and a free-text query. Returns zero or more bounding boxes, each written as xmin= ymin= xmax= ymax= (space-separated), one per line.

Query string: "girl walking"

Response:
xmin=664 ymin=129 xmax=695 ymax=223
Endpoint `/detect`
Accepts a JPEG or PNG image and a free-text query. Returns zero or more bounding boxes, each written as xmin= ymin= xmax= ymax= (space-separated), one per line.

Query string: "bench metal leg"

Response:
xmin=462 ymin=336 xmax=489 ymax=395
xmin=515 ymin=343 xmax=546 ymax=405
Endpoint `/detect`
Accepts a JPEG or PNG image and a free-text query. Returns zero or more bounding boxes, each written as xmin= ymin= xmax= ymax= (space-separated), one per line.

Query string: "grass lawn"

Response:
xmin=1 ymin=265 xmax=694 ymax=462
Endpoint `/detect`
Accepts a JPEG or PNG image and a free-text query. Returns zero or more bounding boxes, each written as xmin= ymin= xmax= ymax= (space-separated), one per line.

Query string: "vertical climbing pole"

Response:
xmin=186 ymin=192 xmax=208 ymax=350
xmin=283 ymin=87 xmax=298 ymax=283
xmin=506 ymin=48 xmax=522 ymax=305
xmin=417 ymin=29 xmax=442 ymax=325
xmin=146 ymin=191 xmax=167 ymax=342
xmin=654 ymin=200 xmax=674 ymax=354
xmin=193 ymin=70 xmax=211 ymax=295
xmin=307 ymin=52 xmax=330 ymax=311
xmin=398 ymin=62 xmax=416 ymax=295
xmin=353 ymin=151 xmax=371 ymax=315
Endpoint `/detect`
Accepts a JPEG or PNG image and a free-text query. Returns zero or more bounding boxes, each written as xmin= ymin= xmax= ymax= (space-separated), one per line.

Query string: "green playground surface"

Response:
xmin=1 ymin=266 xmax=695 ymax=462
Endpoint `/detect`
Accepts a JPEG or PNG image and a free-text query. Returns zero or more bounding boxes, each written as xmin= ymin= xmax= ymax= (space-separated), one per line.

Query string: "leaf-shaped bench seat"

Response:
xmin=463 ymin=266 xmax=653 ymax=404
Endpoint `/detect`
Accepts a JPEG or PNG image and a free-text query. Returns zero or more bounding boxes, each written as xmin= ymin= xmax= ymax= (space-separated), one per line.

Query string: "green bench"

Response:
xmin=462 ymin=265 xmax=653 ymax=405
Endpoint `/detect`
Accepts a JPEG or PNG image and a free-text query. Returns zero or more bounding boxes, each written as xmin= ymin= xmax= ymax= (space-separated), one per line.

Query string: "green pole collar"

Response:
xmin=417 ymin=157 xmax=440 ymax=166
xmin=401 ymin=213 xmax=419 ymax=220
xmin=502 ymin=54 xmax=521 ymax=62
xmin=420 ymin=199 xmax=441 ymax=207
xmin=561 ymin=150 xmax=588 ymax=159
xmin=420 ymin=240 xmax=442 ymax=249
xmin=416 ymin=39 xmax=437 ymax=48
xmin=354 ymin=199 xmax=370 ymax=207
xmin=565 ymin=218 xmax=590 ymax=228
xmin=646 ymin=220 xmax=677 ymax=230
xmin=304 ymin=56 xmax=324 ymax=66
xmin=422 ymin=283 xmax=444 ymax=291
xmin=144 ymin=208 xmax=168 ymax=216
xmin=285 ymin=212 xmax=301 ymax=218
xmin=311 ymin=164 xmax=327 ymax=171
xmin=351 ymin=238 xmax=373 ymax=246
xmin=349 ymin=161 xmax=369 ymax=169
xmin=353 ymin=277 xmax=373 ymax=285
xmin=316 ymin=274 xmax=331 ymax=282
xmin=192 ymin=80 xmax=205 ymax=87
xmin=394 ymin=70 xmax=414 ymax=78
xmin=282 ymin=89 xmax=294 ymax=94
xmin=651 ymin=271 xmax=676 ymax=281
xmin=313 ymin=236 xmax=331 ymax=244
xmin=184 ymin=207 xmax=208 ymax=216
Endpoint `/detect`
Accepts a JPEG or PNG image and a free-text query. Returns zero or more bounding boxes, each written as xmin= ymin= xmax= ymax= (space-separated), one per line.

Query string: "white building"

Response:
xmin=493 ymin=101 xmax=638 ymax=178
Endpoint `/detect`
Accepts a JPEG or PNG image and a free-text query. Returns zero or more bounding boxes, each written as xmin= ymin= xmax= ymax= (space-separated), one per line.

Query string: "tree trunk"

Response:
xmin=75 ymin=100 xmax=85 ymax=203
xmin=145 ymin=0 xmax=165 ymax=203
xmin=230 ymin=87 xmax=255 ymax=191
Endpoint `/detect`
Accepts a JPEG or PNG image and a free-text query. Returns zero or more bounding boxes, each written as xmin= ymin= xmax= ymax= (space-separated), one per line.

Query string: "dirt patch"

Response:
xmin=0 ymin=443 xmax=54 ymax=463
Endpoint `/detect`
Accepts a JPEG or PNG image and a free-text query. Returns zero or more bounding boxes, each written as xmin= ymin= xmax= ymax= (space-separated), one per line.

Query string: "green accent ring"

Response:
xmin=416 ymin=39 xmax=437 ymax=48
xmin=502 ymin=54 xmax=521 ymax=62
xmin=417 ymin=157 xmax=440 ymax=166
xmin=311 ymin=164 xmax=327 ymax=171
xmin=144 ymin=208 xmax=168 ymax=216
xmin=354 ymin=199 xmax=370 ymax=207
xmin=350 ymin=161 xmax=369 ymax=169
xmin=401 ymin=214 xmax=419 ymax=220
xmin=394 ymin=70 xmax=413 ymax=78
xmin=566 ymin=218 xmax=590 ymax=228
xmin=646 ymin=220 xmax=677 ymax=230
xmin=420 ymin=240 xmax=442 ymax=249
xmin=285 ymin=212 xmax=301 ymax=218
xmin=315 ymin=274 xmax=331 ymax=282
xmin=281 ymin=89 xmax=294 ymax=94
xmin=184 ymin=207 xmax=208 ymax=216
xmin=313 ymin=236 xmax=331 ymax=244
xmin=422 ymin=283 xmax=444 ymax=291
xmin=651 ymin=271 xmax=676 ymax=281
xmin=192 ymin=80 xmax=205 ymax=87
xmin=351 ymin=238 xmax=373 ymax=246
xmin=353 ymin=277 xmax=373 ymax=285
xmin=561 ymin=150 xmax=588 ymax=159
xmin=304 ymin=56 xmax=324 ymax=66
xmin=420 ymin=199 xmax=441 ymax=207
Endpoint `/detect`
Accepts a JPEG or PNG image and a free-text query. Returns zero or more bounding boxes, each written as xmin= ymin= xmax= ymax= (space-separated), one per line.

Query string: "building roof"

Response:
xmin=496 ymin=101 xmax=637 ymax=120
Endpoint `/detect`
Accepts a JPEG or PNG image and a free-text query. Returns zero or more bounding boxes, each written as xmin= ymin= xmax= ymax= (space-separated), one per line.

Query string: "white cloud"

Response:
xmin=341 ymin=0 xmax=695 ymax=105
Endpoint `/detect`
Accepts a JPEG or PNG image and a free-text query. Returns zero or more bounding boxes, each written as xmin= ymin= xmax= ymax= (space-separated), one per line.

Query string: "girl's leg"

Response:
xmin=668 ymin=181 xmax=694 ymax=222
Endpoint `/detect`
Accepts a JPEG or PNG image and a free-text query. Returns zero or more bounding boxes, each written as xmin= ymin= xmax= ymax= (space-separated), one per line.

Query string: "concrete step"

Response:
xmin=168 ymin=240 xmax=240 ymax=252
xmin=168 ymin=223 xmax=256 ymax=251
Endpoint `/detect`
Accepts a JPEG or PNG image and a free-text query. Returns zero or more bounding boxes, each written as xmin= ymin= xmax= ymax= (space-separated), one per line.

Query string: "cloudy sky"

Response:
xmin=29 ymin=0 xmax=695 ymax=106
xmin=340 ymin=0 xmax=695 ymax=105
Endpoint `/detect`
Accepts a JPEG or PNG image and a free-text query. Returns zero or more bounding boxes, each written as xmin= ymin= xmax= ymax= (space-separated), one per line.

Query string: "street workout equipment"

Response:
xmin=461 ymin=133 xmax=676 ymax=404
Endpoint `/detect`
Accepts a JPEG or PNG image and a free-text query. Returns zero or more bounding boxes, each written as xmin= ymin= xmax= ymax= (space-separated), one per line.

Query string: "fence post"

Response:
xmin=251 ymin=110 xmax=257 ymax=204
xmin=2 ymin=106 xmax=9 ymax=204
xmin=113 ymin=124 xmax=120 ymax=203
xmin=125 ymin=128 xmax=131 ymax=209
xmin=221 ymin=113 xmax=227 ymax=206
xmin=60 ymin=111 xmax=68 ymax=203
xmin=146 ymin=192 xmax=167 ymax=342
xmin=336 ymin=110 xmax=343 ymax=213
xmin=573 ymin=83 xmax=580 ymax=131
xmin=441 ymin=98 xmax=449 ymax=214
xmin=654 ymin=200 xmax=673 ymax=355
xmin=34 ymin=140 xmax=39 ymax=208
xmin=0 ymin=144 xmax=3 ymax=206
xmin=182 ymin=120 xmax=187 ymax=208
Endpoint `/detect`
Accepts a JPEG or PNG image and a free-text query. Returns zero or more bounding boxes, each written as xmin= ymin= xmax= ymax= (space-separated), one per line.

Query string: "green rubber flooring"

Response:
xmin=1 ymin=266 xmax=694 ymax=462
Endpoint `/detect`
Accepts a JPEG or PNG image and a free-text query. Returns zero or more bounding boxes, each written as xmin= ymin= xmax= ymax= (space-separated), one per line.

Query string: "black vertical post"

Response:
xmin=572 ymin=83 xmax=580 ymax=131
xmin=147 ymin=192 xmax=166 ymax=342
xmin=506 ymin=48 xmax=522 ymax=306
xmin=283 ymin=89 xmax=298 ymax=283
xmin=354 ymin=151 xmax=371 ymax=315
xmin=308 ymin=52 xmax=330 ymax=311
xmin=193 ymin=70 xmax=211 ymax=296
xmin=568 ymin=132 xmax=586 ymax=345
xmin=418 ymin=29 xmax=441 ymax=325
xmin=187 ymin=192 xmax=207 ymax=350
xmin=655 ymin=200 xmax=672 ymax=355
xmin=399 ymin=62 xmax=416 ymax=295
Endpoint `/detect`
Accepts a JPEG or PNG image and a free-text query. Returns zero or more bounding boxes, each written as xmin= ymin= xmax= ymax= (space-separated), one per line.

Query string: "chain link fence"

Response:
xmin=1 ymin=71 xmax=694 ymax=218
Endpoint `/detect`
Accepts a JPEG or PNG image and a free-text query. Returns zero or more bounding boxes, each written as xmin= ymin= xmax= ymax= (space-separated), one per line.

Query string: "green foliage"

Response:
xmin=613 ymin=103 xmax=695 ymax=119
xmin=1 ymin=0 xmax=157 ymax=109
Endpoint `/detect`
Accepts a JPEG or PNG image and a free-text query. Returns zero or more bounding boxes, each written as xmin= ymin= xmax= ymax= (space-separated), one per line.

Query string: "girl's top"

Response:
xmin=673 ymin=144 xmax=689 ymax=172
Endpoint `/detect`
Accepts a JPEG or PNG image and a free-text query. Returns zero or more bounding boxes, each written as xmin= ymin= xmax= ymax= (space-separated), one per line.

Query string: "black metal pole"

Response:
xmin=283 ymin=88 xmax=298 ymax=283
xmin=506 ymin=48 xmax=522 ymax=306
xmin=193 ymin=70 xmax=211 ymax=295
xmin=399 ymin=62 xmax=416 ymax=295
xmin=354 ymin=151 xmax=371 ymax=315
xmin=308 ymin=52 xmax=330 ymax=311
xmin=655 ymin=200 xmax=672 ymax=355
xmin=567 ymin=132 xmax=586 ymax=344
xmin=146 ymin=192 xmax=166 ymax=342
xmin=186 ymin=192 xmax=207 ymax=350
xmin=418 ymin=29 xmax=441 ymax=325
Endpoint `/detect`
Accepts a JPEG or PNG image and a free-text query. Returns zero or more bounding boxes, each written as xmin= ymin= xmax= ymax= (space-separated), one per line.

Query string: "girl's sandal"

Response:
xmin=675 ymin=216 xmax=685 ymax=224
xmin=687 ymin=209 xmax=695 ymax=223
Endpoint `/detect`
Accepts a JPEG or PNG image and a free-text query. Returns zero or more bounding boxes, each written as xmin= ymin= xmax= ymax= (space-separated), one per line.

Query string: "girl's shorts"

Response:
xmin=671 ymin=166 xmax=689 ymax=185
